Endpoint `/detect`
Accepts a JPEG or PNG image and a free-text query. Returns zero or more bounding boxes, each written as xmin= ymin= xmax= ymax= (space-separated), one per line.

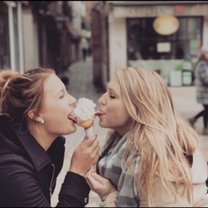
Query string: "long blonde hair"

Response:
xmin=115 ymin=67 xmax=199 ymax=205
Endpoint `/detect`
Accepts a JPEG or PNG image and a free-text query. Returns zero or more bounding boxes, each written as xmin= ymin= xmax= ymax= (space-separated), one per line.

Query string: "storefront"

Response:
xmin=107 ymin=1 xmax=208 ymax=86
xmin=127 ymin=16 xmax=202 ymax=86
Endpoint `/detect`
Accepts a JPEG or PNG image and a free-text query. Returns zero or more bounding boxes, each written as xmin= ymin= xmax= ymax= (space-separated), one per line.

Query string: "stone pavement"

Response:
xmin=51 ymin=57 xmax=208 ymax=207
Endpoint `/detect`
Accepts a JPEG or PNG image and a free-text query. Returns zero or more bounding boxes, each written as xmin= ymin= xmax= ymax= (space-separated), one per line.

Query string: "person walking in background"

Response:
xmin=188 ymin=45 xmax=208 ymax=135
xmin=0 ymin=68 xmax=100 ymax=207
xmin=80 ymin=37 xmax=89 ymax=61
xmin=86 ymin=67 xmax=208 ymax=207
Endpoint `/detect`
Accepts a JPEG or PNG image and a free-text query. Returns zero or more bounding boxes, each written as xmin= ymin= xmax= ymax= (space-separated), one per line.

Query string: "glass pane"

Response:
xmin=127 ymin=16 xmax=202 ymax=84
xmin=127 ymin=17 xmax=202 ymax=61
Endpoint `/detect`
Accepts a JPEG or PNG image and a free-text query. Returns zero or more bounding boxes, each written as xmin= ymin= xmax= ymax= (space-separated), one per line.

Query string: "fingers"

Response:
xmin=85 ymin=136 xmax=99 ymax=153
xmin=90 ymin=165 xmax=96 ymax=172
xmin=84 ymin=134 xmax=97 ymax=143
xmin=90 ymin=172 xmax=108 ymax=185
xmin=91 ymin=146 xmax=100 ymax=163
xmin=86 ymin=171 xmax=105 ymax=185
xmin=86 ymin=172 xmax=102 ymax=189
xmin=85 ymin=171 xmax=113 ymax=196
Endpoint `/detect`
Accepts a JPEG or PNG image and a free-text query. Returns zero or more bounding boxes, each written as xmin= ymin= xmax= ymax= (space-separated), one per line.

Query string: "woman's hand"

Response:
xmin=69 ymin=135 xmax=100 ymax=177
xmin=85 ymin=169 xmax=116 ymax=197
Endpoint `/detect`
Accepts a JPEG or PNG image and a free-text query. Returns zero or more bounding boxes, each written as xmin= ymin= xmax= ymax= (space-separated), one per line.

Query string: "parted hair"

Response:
xmin=115 ymin=67 xmax=199 ymax=206
xmin=0 ymin=68 xmax=55 ymax=122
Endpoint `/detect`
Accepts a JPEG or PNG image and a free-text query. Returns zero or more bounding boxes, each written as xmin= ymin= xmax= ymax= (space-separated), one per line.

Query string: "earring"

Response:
xmin=36 ymin=117 xmax=45 ymax=124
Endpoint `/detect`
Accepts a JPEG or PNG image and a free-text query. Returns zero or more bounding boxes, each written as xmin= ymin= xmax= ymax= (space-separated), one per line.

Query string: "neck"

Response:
xmin=115 ymin=128 xmax=128 ymax=137
xmin=115 ymin=120 xmax=133 ymax=137
xmin=27 ymin=123 xmax=56 ymax=151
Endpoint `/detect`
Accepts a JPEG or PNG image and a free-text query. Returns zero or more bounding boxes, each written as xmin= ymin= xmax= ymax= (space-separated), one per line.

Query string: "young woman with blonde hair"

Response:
xmin=0 ymin=68 xmax=100 ymax=207
xmin=86 ymin=67 xmax=208 ymax=207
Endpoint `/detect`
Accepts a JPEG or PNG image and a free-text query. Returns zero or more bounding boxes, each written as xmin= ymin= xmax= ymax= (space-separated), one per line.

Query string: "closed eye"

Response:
xmin=59 ymin=93 xmax=65 ymax=99
xmin=109 ymin=94 xmax=116 ymax=99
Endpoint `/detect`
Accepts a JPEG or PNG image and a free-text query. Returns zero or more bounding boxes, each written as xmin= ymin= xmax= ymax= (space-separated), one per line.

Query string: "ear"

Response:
xmin=27 ymin=109 xmax=36 ymax=120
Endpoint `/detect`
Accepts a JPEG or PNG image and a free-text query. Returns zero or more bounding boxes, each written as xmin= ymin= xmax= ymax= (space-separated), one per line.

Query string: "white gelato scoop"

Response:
xmin=74 ymin=97 xmax=96 ymax=138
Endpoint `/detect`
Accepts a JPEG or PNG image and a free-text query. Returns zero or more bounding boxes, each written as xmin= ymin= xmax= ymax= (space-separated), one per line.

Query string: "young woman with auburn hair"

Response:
xmin=0 ymin=68 xmax=100 ymax=207
xmin=86 ymin=67 xmax=208 ymax=207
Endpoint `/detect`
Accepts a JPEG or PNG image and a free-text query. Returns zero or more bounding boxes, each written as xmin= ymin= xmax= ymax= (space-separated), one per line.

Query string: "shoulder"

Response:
xmin=0 ymin=152 xmax=50 ymax=207
xmin=0 ymin=153 xmax=34 ymax=175
xmin=0 ymin=153 xmax=36 ymax=199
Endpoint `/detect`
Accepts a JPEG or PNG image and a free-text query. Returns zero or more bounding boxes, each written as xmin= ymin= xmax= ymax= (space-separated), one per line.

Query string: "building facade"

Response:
xmin=0 ymin=1 xmax=89 ymax=81
xmin=92 ymin=1 xmax=208 ymax=88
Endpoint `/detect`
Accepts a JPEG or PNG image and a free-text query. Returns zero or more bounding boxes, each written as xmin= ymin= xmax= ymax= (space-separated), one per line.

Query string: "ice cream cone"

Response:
xmin=79 ymin=117 xmax=95 ymax=138
xmin=79 ymin=117 xmax=95 ymax=129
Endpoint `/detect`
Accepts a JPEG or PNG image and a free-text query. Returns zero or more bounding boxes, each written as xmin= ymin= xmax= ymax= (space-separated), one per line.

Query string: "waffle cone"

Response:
xmin=79 ymin=117 xmax=94 ymax=129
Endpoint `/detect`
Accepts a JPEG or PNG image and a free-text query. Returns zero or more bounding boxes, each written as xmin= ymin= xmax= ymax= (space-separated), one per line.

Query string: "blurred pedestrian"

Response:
xmin=80 ymin=37 xmax=89 ymax=61
xmin=0 ymin=68 xmax=100 ymax=207
xmin=86 ymin=67 xmax=208 ymax=207
xmin=188 ymin=45 xmax=208 ymax=135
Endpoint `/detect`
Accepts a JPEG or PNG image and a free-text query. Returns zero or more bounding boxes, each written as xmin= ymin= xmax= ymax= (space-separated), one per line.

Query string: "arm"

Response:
xmin=0 ymin=161 xmax=91 ymax=207
xmin=0 ymin=161 xmax=50 ymax=207
xmin=57 ymin=172 xmax=90 ymax=207
xmin=0 ymin=136 xmax=100 ymax=207
xmin=59 ymin=135 xmax=100 ymax=207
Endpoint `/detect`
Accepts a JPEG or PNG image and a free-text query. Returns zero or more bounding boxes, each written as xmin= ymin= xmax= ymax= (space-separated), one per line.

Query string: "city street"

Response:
xmin=1 ymin=2 xmax=208 ymax=207
xmin=51 ymin=57 xmax=208 ymax=207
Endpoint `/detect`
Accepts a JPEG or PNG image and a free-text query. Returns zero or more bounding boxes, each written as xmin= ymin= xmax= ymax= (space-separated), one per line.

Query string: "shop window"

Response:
xmin=127 ymin=17 xmax=202 ymax=61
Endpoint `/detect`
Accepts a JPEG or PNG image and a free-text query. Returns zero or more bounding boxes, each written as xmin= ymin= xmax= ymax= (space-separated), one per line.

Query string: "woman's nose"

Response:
xmin=69 ymin=95 xmax=77 ymax=107
xmin=99 ymin=93 xmax=107 ymax=105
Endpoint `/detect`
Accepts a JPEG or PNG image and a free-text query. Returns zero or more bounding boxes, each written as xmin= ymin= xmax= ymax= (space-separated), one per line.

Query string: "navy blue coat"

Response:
xmin=0 ymin=116 xmax=90 ymax=207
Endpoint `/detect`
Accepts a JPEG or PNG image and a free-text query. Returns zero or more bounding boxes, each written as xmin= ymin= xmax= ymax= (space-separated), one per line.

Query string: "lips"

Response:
xmin=67 ymin=115 xmax=78 ymax=124
xmin=95 ymin=109 xmax=105 ymax=116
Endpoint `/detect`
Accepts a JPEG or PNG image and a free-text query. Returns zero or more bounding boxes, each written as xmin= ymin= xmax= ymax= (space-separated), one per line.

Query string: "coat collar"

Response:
xmin=13 ymin=124 xmax=52 ymax=171
xmin=0 ymin=116 xmax=51 ymax=171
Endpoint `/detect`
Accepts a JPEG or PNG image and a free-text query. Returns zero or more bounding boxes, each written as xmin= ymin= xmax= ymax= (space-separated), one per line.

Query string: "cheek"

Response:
xmin=43 ymin=100 xmax=68 ymax=119
xmin=45 ymin=115 xmax=77 ymax=135
xmin=42 ymin=104 xmax=76 ymax=134
xmin=100 ymin=106 xmax=130 ymax=128
xmin=44 ymin=108 xmax=65 ymax=121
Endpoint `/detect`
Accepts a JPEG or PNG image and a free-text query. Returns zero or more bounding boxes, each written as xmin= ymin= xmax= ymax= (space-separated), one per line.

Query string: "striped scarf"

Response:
xmin=97 ymin=132 xmax=140 ymax=207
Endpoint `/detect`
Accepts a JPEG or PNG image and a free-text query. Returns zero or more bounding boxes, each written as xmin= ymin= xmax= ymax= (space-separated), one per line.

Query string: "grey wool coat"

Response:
xmin=195 ymin=60 xmax=208 ymax=104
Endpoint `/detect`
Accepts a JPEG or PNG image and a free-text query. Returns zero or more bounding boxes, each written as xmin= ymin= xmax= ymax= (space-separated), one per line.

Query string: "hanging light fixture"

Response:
xmin=153 ymin=15 xmax=179 ymax=35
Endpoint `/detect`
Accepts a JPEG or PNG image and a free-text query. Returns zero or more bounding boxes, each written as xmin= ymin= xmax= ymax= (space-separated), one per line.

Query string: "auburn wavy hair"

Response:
xmin=0 ymin=68 xmax=55 ymax=123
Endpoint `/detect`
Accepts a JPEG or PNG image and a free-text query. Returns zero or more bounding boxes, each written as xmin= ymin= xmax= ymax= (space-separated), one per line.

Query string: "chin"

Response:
xmin=70 ymin=126 xmax=77 ymax=133
xmin=64 ymin=126 xmax=77 ymax=134
xmin=99 ymin=120 xmax=108 ymax=128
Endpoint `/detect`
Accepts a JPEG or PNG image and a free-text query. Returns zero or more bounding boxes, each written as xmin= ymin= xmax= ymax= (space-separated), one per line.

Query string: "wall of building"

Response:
xmin=108 ymin=14 xmax=127 ymax=78
xmin=22 ymin=9 xmax=39 ymax=69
